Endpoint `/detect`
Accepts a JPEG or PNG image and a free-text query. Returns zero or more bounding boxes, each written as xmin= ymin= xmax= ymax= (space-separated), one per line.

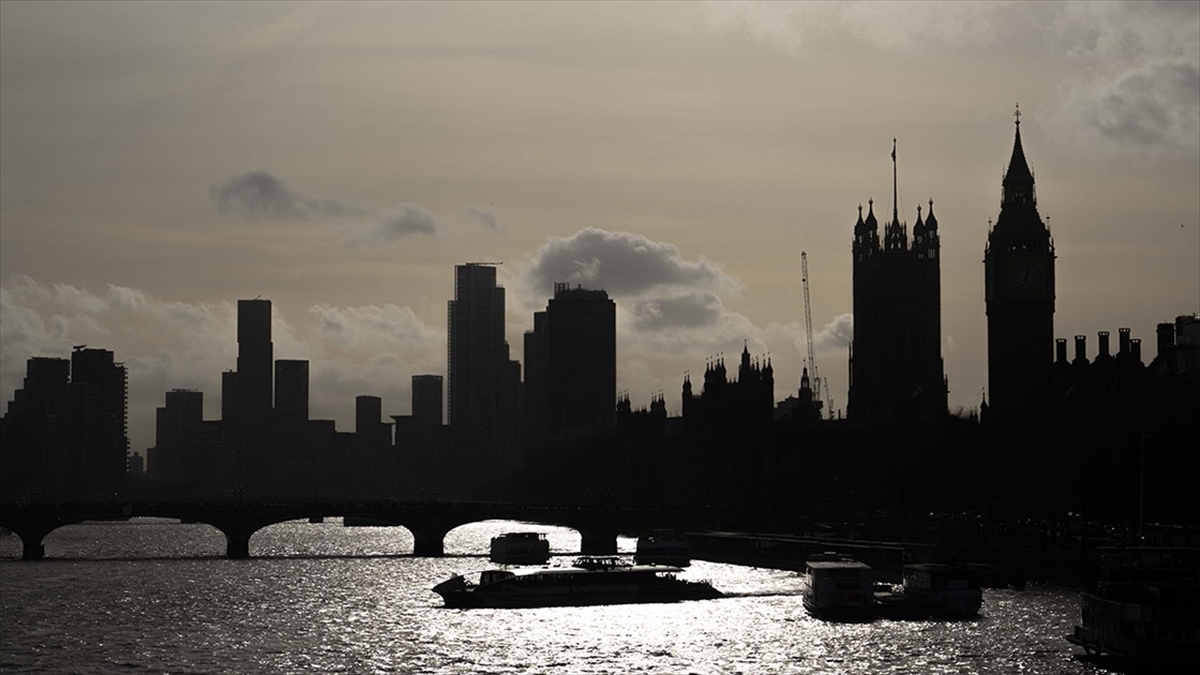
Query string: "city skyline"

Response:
xmin=2 ymin=2 xmax=1198 ymax=455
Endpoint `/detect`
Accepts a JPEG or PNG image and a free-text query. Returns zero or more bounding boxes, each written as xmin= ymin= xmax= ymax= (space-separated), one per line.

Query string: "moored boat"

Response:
xmin=432 ymin=555 xmax=722 ymax=608
xmin=802 ymin=552 xmax=874 ymax=621
xmin=489 ymin=532 xmax=551 ymax=565
xmin=635 ymin=529 xmax=690 ymax=567
xmin=1066 ymin=547 xmax=1200 ymax=668
xmin=900 ymin=563 xmax=983 ymax=618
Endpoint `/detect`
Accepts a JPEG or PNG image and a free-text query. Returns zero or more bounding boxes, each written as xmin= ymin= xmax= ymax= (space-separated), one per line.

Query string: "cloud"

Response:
xmin=820 ymin=313 xmax=854 ymax=351
xmin=210 ymin=169 xmax=438 ymax=242
xmin=629 ymin=292 xmax=723 ymax=332
xmin=698 ymin=1 xmax=1200 ymax=157
xmin=520 ymin=227 xmax=742 ymax=299
xmin=1048 ymin=2 xmax=1200 ymax=156
xmin=696 ymin=1 xmax=1028 ymax=56
xmin=465 ymin=205 xmax=507 ymax=234
xmin=1059 ymin=59 xmax=1200 ymax=156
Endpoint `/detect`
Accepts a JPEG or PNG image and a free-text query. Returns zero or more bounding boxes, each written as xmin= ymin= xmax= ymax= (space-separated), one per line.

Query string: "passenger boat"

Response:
xmin=432 ymin=556 xmax=722 ymax=608
xmin=635 ymin=530 xmax=690 ymax=567
xmin=875 ymin=563 xmax=983 ymax=619
xmin=801 ymin=552 xmax=874 ymax=621
xmin=489 ymin=532 xmax=550 ymax=565
xmin=1066 ymin=547 xmax=1200 ymax=667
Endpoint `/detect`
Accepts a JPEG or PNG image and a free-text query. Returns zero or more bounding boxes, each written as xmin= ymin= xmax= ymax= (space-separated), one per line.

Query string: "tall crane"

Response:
xmin=801 ymin=251 xmax=822 ymax=405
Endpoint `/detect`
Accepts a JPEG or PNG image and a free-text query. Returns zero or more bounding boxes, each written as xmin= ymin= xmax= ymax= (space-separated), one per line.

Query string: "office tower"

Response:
xmin=221 ymin=370 xmax=237 ymax=422
xmin=275 ymin=359 xmax=309 ymax=421
xmin=412 ymin=374 xmax=443 ymax=430
xmin=525 ymin=284 xmax=616 ymax=445
xmin=152 ymin=389 xmax=203 ymax=485
xmin=236 ymin=299 xmax=273 ymax=418
xmin=68 ymin=347 xmax=129 ymax=496
xmin=447 ymin=263 xmax=520 ymax=462
xmin=355 ymin=395 xmax=390 ymax=448
xmin=848 ymin=141 xmax=947 ymax=422
xmin=985 ymin=109 xmax=1056 ymax=414
xmin=0 ymin=357 xmax=71 ymax=499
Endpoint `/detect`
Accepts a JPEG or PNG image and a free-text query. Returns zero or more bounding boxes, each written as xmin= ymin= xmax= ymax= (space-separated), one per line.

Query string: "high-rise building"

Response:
xmin=68 ymin=347 xmax=129 ymax=496
xmin=411 ymin=374 xmax=443 ymax=430
xmin=274 ymin=359 xmax=309 ymax=421
xmin=848 ymin=140 xmax=947 ymax=422
xmin=152 ymin=389 xmax=203 ymax=486
xmin=447 ymin=263 xmax=520 ymax=463
xmin=0 ymin=357 xmax=71 ymax=499
xmin=355 ymin=395 xmax=390 ymax=448
xmin=524 ymin=283 xmax=616 ymax=445
xmin=236 ymin=299 xmax=273 ymax=418
xmin=985 ymin=109 xmax=1056 ymax=414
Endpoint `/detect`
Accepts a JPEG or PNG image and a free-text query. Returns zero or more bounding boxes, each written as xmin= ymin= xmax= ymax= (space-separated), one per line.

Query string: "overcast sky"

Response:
xmin=2 ymin=1 xmax=1198 ymax=455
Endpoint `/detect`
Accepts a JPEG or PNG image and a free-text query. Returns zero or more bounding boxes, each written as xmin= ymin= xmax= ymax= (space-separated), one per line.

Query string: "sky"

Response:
xmin=2 ymin=1 xmax=1198 ymax=456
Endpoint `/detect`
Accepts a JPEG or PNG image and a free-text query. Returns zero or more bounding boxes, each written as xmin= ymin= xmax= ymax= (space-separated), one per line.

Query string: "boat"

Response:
xmin=875 ymin=563 xmax=983 ymax=620
xmin=489 ymin=532 xmax=550 ymax=565
xmin=635 ymin=529 xmax=690 ymax=567
xmin=1066 ymin=547 xmax=1200 ymax=668
xmin=801 ymin=552 xmax=874 ymax=621
xmin=432 ymin=556 xmax=722 ymax=608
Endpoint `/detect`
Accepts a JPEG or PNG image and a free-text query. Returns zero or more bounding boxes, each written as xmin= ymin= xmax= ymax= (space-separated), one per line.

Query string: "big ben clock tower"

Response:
xmin=985 ymin=106 xmax=1056 ymax=414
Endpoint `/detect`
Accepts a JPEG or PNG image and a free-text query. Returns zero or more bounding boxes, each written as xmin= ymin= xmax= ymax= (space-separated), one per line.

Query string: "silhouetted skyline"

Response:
xmin=2 ymin=2 xmax=1197 ymax=457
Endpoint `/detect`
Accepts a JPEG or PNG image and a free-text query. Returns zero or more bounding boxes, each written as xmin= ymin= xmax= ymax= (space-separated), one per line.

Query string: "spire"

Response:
xmin=856 ymin=204 xmax=864 ymax=227
xmin=925 ymin=199 xmax=937 ymax=229
xmin=1003 ymin=104 xmax=1035 ymax=204
xmin=891 ymin=138 xmax=899 ymax=226
xmin=865 ymin=199 xmax=877 ymax=228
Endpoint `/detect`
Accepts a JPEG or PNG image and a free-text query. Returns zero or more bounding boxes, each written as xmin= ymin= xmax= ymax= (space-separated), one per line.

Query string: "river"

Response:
xmin=1 ymin=519 xmax=1117 ymax=674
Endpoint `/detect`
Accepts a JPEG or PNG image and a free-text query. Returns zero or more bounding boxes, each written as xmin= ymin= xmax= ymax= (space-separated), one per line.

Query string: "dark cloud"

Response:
xmin=630 ymin=292 xmax=723 ymax=332
xmin=358 ymin=204 xmax=439 ymax=244
xmin=1078 ymin=60 xmax=1200 ymax=152
xmin=466 ymin=205 xmax=507 ymax=234
xmin=525 ymin=227 xmax=740 ymax=297
xmin=210 ymin=170 xmax=335 ymax=220
xmin=210 ymin=170 xmax=437 ymax=241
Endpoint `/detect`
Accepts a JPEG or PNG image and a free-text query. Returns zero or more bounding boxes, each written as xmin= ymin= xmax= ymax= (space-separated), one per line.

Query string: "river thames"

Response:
xmin=1 ymin=519 xmax=1119 ymax=674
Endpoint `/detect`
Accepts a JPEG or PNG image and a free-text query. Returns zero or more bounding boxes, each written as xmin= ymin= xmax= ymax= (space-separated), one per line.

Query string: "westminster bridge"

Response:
xmin=0 ymin=500 xmax=731 ymax=561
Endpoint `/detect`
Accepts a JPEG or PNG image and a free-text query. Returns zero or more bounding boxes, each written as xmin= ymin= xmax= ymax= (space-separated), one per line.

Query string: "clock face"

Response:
xmin=1012 ymin=260 xmax=1042 ymax=293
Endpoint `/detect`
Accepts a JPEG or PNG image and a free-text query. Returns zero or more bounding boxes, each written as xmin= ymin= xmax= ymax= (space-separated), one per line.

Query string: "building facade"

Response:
xmin=849 ymin=141 xmax=947 ymax=422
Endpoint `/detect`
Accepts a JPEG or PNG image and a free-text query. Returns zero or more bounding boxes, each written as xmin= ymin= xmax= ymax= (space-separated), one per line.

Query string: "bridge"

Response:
xmin=0 ymin=501 xmax=730 ymax=561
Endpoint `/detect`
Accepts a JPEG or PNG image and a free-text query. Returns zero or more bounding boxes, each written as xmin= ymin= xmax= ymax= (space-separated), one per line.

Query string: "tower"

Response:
xmin=69 ymin=347 xmax=129 ymax=496
xmin=236 ymin=299 xmax=273 ymax=419
xmin=525 ymin=283 xmax=616 ymax=446
xmin=848 ymin=140 xmax=947 ymax=422
xmin=447 ymin=263 xmax=519 ymax=464
xmin=274 ymin=359 xmax=309 ymax=421
xmin=984 ymin=107 xmax=1056 ymax=414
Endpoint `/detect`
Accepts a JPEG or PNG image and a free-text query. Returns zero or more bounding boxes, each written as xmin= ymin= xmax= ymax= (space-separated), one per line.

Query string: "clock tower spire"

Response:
xmin=984 ymin=106 xmax=1056 ymax=415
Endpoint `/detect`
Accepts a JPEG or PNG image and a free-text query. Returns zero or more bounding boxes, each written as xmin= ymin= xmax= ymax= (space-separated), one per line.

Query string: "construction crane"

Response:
xmin=824 ymin=377 xmax=833 ymax=420
xmin=801 ymin=251 xmax=822 ymax=405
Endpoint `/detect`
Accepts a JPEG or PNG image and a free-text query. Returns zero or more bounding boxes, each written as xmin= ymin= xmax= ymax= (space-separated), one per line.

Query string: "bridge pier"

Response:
xmin=411 ymin=528 xmax=447 ymax=557
xmin=22 ymin=536 xmax=45 ymax=561
xmin=579 ymin=529 xmax=619 ymax=555
xmin=224 ymin=529 xmax=252 ymax=559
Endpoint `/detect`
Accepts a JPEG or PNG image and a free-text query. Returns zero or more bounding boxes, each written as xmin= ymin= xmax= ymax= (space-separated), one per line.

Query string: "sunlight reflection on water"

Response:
xmin=1 ymin=519 xmax=1109 ymax=674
